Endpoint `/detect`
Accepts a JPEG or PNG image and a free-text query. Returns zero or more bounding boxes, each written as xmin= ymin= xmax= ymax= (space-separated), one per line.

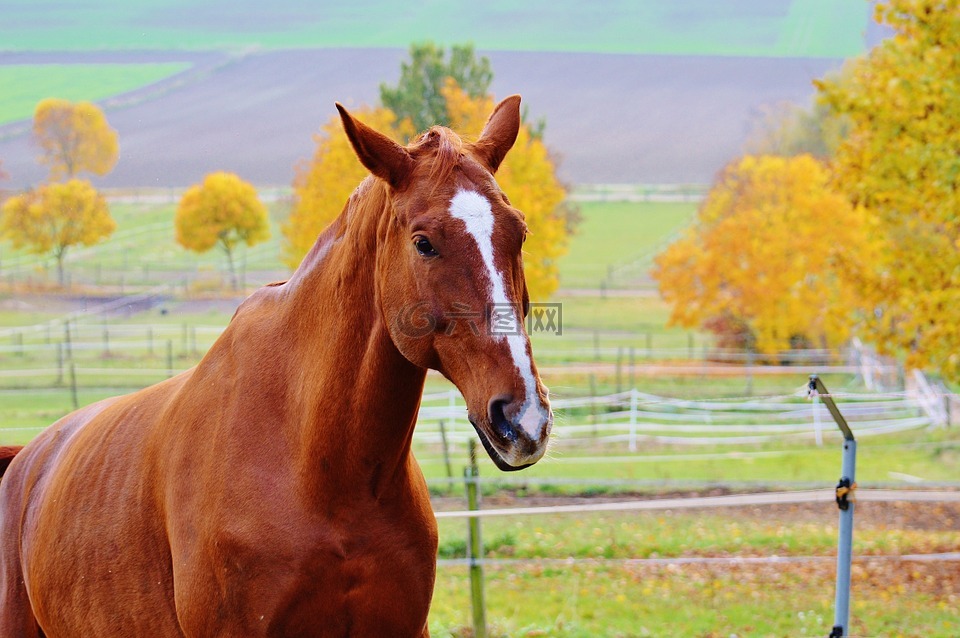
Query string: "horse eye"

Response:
xmin=413 ymin=235 xmax=438 ymax=258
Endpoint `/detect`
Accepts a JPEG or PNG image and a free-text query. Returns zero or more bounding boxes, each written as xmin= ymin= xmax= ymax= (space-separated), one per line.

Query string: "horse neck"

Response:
xmin=280 ymin=179 xmax=427 ymax=498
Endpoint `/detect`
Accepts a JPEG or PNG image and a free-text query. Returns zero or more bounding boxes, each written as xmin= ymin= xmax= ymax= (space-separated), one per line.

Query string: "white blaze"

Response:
xmin=448 ymin=189 xmax=544 ymax=438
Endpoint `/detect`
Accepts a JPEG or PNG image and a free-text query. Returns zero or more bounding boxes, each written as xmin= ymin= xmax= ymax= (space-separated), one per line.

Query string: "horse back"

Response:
xmin=0 ymin=376 xmax=191 ymax=636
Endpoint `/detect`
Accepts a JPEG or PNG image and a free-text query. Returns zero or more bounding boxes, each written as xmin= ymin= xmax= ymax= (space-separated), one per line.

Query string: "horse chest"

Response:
xmin=179 ymin=500 xmax=437 ymax=637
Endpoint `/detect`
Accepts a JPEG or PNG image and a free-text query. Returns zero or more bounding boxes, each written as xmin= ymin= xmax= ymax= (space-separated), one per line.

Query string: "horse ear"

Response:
xmin=472 ymin=95 xmax=522 ymax=174
xmin=336 ymin=103 xmax=414 ymax=190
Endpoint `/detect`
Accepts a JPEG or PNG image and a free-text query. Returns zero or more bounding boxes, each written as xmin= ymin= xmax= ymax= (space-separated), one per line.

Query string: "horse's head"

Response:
xmin=337 ymin=96 xmax=552 ymax=471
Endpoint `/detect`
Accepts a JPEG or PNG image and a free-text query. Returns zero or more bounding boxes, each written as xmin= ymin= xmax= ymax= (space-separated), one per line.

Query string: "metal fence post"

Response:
xmin=629 ymin=388 xmax=638 ymax=452
xmin=809 ymin=375 xmax=857 ymax=638
xmin=832 ymin=434 xmax=857 ymax=637
xmin=464 ymin=440 xmax=486 ymax=638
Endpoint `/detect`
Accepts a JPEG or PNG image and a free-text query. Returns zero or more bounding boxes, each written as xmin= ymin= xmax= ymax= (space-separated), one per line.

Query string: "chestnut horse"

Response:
xmin=0 ymin=96 xmax=552 ymax=637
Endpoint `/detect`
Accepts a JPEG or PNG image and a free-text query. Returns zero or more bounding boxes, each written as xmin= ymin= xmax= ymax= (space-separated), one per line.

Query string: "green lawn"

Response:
xmin=0 ymin=0 xmax=870 ymax=58
xmin=416 ymin=432 xmax=960 ymax=487
xmin=430 ymin=561 xmax=957 ymax=637
xmin=426 ymin=495 xmax=960 ymax=636
xmin=0 ymin=201 xmax=290 ymax=288
xmin=1 ymin=199 xmax=691 ymax=294
xmin=434 ymin=506 xmax=960 ymax=562
xmin=0 ymin=63 xmax=191 ymax=125
xmin=558 ymin=201 xmax=695 ymax=289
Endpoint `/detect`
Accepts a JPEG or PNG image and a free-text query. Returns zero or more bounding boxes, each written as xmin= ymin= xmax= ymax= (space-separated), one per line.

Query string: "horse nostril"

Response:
xmin=487 ymin=396 xmax=517 ymax=443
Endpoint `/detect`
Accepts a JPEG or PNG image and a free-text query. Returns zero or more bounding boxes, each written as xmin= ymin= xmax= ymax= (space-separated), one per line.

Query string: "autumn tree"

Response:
xmin=283 ymin=108 xmax=412 ymax=269
xmin=652 ymin=155 xmax=875 ymax=354
xmin=175 ymin=172 xmax=270 ymax=291
xmin=33 ymin=99 xmax=119 ymax=181
xmin=0 ymin=179 xmax=116 ymax=286
xmin=816 ymin=0 xmax=960 ymax=379
xmin=380 ymin=43 xmax=493 ymax=135
xmin=743 ymin=99 xmax=847 ymax=159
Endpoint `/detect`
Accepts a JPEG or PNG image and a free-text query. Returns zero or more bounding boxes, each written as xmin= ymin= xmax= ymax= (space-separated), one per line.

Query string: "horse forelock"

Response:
xmin=410 ymin=126 xmax=465 ymax=193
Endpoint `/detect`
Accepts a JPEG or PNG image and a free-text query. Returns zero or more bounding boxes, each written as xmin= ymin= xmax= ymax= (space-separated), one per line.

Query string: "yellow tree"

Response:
xmin=175 ymin=172 xmax=270 ymax=291
xmin=283 ymin=107 xmax=411 ymax=268
xmin=0 ymin=179 xmax=115 ymax=286
xmin=442 ymin=79 xmax=572 ymax=300
xmin=816 ymin=0 xmax=960 ymax=379
xmin=652 ymin=154 xmax=875 ymax=353
xmin=33 ymin=99 xmax=119 ymax=181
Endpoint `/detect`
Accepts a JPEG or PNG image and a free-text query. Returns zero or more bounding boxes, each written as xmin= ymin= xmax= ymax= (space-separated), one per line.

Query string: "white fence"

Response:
xmin=415 ymin=387 xmax=935 ymax=451
xmin=908 ymin=369 xmax=950 ymax=427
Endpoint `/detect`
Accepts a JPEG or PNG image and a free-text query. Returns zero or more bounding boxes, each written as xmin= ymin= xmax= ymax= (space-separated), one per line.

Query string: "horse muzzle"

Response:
xmin=470 ymin=394 xmax=552 ymax=471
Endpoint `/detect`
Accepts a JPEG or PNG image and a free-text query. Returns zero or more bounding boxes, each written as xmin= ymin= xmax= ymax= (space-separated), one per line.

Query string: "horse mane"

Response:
xmin=409 ymin=126 xmax=465 ymax=194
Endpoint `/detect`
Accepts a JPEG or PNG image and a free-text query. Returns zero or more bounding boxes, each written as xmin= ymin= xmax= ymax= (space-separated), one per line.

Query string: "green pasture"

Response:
xmin=415 ymin=431 xmax=960 ymax=487
xmin=556 ymin=201 xmax=695 ymax=289
xmin=426 ymin=500 xmax=960 ymax=635
xmin=0 ymin=309 xmax=61 ymax=327
xmin=0 ymin=198 xmax=690 ymax=293
xmin=430 ymin=561 xmax=957 ymax=637
xmin=0 ymin=0 xmax=869 ymax=58
xmin=0 ymin=63 xmax=190 ymax=126
xmin=434 ymin=505 xmax=960 ymax=562
xmin=0 ymin=201 xmax=291 ymax=289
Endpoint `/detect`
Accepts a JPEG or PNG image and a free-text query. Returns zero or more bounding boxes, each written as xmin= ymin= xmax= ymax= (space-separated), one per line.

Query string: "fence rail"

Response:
xmin=437 ymin=551 xmax=960 ymax=568
xmin=433 ymin=488 xmax=960 ymax=520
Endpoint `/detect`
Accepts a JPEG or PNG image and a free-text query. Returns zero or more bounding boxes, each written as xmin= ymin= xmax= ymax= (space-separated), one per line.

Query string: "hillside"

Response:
xmin=0 ymin=1 xmax=884 ymax=188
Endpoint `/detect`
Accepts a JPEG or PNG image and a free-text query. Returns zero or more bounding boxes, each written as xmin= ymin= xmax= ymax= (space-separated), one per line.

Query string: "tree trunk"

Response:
xmin=223 ymin=244 xmax=238 ymax=291
xmin=56 ymin=248 xmax=66 ymax=288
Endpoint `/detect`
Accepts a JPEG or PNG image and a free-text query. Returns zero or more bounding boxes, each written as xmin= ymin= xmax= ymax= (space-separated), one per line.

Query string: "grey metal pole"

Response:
xmin=809 ymin=375 xmax=857 ymax=638
xmin=832 ymin=438 xmax=857 ymax=637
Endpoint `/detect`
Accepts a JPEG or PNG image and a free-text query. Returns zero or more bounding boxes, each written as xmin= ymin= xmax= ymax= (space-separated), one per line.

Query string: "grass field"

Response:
xmin=430 ymin=559 xmax=958 ymax=636
xmin=557 ymin=201 xmax=695 ymax=289
xmin=417 ymin=433 xmax=960 ymax=487
xmin=2 ymin=198 xmax=692 ymax=291
xmin=0 ymin=0 xmax=869 ymax=58
xmin=0 ymin=200 xmax=289 ymax=288
xmin=426 ymin=502 xmax=960 ymax=636
xmin=0 ymin=63 xmax=190 ymax=125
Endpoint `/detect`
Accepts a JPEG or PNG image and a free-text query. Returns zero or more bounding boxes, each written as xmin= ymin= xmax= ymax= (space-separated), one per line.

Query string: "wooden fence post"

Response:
xmin=55 ymin=341 xmax=64 ymax=386
xmin=63 ymin=320 xmax=73 ymax=361
xmin=439 ymin=419 xmax=453 ymax=483
xmin=465 ymin=440 xmax=486 ymax=638
xmin=69 ymin=363 xmax=79 ymax=410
